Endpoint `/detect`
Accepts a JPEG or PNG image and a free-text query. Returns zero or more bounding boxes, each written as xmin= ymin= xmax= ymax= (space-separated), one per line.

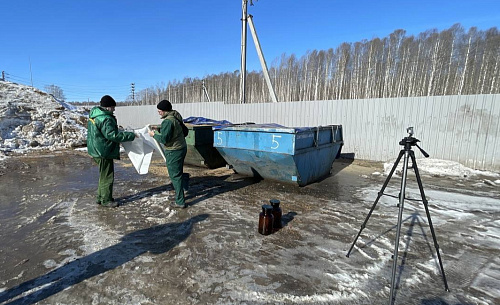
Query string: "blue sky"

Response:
xmin=1 ymin=0 xmax=499 ymax=102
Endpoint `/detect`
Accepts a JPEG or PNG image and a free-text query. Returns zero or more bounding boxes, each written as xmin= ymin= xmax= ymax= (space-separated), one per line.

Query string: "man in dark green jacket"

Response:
xmin=87 ymin=95 xmax=136 ymax=208
xmin=148 ymin=100 xmax=188 ymax=208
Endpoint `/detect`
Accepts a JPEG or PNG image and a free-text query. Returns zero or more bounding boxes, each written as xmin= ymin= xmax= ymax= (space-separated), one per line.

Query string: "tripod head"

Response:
xmin=399 ymin=127 xmax=429 ymax=157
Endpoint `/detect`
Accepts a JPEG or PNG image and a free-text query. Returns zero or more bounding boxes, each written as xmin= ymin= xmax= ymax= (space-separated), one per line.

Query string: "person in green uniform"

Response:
xmin=148 ymin=100 xmax=188 ymax=208
xmin=87 ymin=95 xmax=136 ymax=208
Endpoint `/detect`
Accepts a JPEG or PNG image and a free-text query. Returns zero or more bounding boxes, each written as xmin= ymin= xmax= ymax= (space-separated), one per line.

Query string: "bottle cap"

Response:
xmin=262 ymin=204 xmax=273 ymax=213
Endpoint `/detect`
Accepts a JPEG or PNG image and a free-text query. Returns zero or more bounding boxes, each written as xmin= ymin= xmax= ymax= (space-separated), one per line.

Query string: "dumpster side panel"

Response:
xmin=293 ymin=143 xmax=343 ymax=186
xmin=185 ymin=124 xmax=214 ymax=146
xmin=184 ymin=124 xmax=226 ymax=169
xmin=214 ymin=129 xmax=296 ymax=154
xmin=185 ymin=144 xmax=226 ymax=169
xmin=217 ymin=148 xmax=299 ymax=183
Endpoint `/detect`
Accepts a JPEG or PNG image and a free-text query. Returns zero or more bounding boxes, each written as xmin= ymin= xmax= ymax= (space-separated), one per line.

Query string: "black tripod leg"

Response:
xmin=347 ymin=150 xmax=405 ymax=258
xmin=389 ymin=150 xmax=411 ymax=305
xmin=410 ymin=152 xmax=449 ymax=291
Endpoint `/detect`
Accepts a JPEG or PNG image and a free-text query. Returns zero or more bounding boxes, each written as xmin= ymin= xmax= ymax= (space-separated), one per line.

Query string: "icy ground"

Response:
xmin=0 ymin=152 xmax=499 ymax=305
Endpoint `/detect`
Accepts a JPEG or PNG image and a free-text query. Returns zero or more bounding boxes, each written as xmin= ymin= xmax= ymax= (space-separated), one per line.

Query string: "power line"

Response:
xmin=2 ymin=72 xmax=137 ymax=101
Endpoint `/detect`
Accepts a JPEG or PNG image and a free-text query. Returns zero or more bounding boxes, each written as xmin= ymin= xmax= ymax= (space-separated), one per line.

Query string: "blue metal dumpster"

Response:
xmin=213 ymin=124 xmax=343 ymax=186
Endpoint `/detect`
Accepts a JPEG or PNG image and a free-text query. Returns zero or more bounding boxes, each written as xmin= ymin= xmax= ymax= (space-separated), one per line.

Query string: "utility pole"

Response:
xmin=239 ymin=1 xmax=278 ymax=103
xmin=247 ymin=15 xmax=278 ymax=103
xmin=239 ymin=0 xmax=248 ymax=104
xmin=1 ymin=71 xmax=4 ymax=81
xmin=202 ymin=80 xmax=211 ymax=102
xmin=29 ymin=57 xmax=33 ymax=88
xmin=131 ymin=83 xmax=135 ymax=104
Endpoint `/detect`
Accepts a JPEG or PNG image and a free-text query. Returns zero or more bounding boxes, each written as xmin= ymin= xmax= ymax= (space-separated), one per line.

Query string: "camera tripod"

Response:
xmin=346 ymin=128 xmax=449 ymax=305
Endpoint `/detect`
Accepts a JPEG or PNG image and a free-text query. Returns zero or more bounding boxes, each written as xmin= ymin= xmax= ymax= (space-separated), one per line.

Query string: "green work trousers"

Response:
xmin=93 ymin=157 xmax=114 ymax=204
xmin=165 ymin=147 xmax=187 ymax=206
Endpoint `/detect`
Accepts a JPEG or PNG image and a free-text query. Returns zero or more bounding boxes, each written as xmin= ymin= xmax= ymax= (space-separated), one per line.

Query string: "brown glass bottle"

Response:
xmin=270 ymin=199 xmax=282 ymax=230
xmin=258 ymin=205 xmax=274 ymax=235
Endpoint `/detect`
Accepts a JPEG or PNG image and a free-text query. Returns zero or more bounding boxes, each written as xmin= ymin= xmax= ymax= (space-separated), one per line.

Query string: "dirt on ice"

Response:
xmin=0 ymin=150 xmax=499 ymax=305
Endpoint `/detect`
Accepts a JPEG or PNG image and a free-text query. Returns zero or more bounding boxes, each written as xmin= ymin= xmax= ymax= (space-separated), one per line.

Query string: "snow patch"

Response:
xmin=383 ymin=158 xmax=500 ymax=179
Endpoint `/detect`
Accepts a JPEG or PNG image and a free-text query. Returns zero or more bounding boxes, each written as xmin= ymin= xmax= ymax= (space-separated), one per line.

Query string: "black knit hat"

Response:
xmin=100 ymin=95 xmax=116 ymax=107
xmin=157 ymin=100 xmax=172 ymax=111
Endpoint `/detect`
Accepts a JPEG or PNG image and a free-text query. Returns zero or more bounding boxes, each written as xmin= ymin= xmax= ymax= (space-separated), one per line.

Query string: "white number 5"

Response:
xmin=216 ymin=131 xmax=223 ymax=146
xmin=271 ymin=134 xmax=281 ymax=149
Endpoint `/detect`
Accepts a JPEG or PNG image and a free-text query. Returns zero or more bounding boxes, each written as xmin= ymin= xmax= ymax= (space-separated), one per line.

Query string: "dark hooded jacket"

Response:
xmin=153 ymin=110 xmax=187 ymax=150
xmin=87 ymin=106 xmax=135 ymax=159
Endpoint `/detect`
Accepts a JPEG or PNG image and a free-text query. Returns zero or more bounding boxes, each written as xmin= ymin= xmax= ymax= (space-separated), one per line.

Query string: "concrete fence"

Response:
xmin=116 ymin=94 xmax=500 ymax=172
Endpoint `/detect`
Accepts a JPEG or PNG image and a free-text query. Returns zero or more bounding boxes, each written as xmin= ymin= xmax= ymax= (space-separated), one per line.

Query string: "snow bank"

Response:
xmin=0 ymin=81 xmax=87 ymax=155
xmin=384 ymin=157 xmax=500 ymax=179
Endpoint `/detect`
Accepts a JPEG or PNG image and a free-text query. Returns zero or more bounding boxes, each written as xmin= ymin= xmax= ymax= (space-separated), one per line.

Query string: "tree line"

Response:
xmin=122 ymin=24 xmax=500 ymax=105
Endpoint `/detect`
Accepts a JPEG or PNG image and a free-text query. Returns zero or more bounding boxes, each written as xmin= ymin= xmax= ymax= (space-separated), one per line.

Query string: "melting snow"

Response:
xmin=0 ymin=81 xmax=87 ymax=156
